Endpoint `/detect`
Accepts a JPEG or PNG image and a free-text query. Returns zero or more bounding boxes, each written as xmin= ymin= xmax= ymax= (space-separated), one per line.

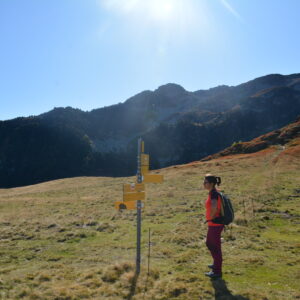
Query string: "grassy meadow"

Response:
xmin=0 ymin=142 xmax=299 ymax=300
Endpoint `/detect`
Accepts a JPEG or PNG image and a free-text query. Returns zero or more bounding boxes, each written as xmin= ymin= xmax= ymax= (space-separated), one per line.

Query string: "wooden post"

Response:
xmin=243 ymin=198 xmax=246 ymax=220
xmin=251 ymin=197 xmax=255 ymax=217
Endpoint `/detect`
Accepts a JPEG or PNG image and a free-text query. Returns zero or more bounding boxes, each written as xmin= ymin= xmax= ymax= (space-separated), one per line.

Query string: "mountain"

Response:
xmin=201 ymin=115 xmax=300 ymax=161
xmin=1 ymin=73 xmax=300 ymax=187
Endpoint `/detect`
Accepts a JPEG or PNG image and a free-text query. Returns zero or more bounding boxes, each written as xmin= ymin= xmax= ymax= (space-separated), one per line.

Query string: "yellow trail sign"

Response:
xmin=141 ymin=153 xmax=149 ymax=165
xmin=115 ymin=200 xmax=145 ymax=210
xmin=123 ymin=192 xmax=145 ymax=201
xmin=141 ymin=141 xmax=145 ymax=153
xmin=141 ymin=165 xmax=149 ymax=174
xmin=143 ymin=174 xmax=164 ymax=183
xmin=123 ymin=183 xmax=145 ymax=193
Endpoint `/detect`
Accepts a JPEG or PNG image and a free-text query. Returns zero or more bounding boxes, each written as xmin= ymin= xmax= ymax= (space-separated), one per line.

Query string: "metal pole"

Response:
xmin=147 ymin=228 xmax=151 ymax=276
xmin=136 ymin=200 xmax=141 ymax=275
xmin=136 ymin=138 xmax=142 ymax=275
xmin=137 ymin=138 xmax=143 ymax=183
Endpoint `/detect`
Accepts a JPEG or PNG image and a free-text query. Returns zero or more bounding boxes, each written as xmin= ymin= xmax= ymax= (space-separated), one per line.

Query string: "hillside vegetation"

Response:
xmin=203 ymin=116 xmax=300 ymax=160
xmin=0 ymin=134 xmax=299 ymax=299
xmin=1 ymin=73 xmax=300 ymax=188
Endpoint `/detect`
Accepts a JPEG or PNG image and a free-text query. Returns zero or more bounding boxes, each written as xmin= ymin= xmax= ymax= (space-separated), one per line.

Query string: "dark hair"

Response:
xmin=204 ymin=174 xmax=221 ymax=186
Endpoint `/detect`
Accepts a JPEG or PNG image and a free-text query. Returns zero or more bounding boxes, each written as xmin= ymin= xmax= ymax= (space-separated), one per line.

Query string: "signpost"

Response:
xmin=123 ymin=183 xmax=145 ymax=193
xmin=143 ymin=174 xmax=164 ymax=183
xmin=114 ymin=138 xmax=164 ymax=276
xmin=114 ymin=200 xmax=144 ymax=210
xmin=136 ymin=138 xmax=143 ymax=275
xmin=123 ymin=192 xmax=145 ymax=201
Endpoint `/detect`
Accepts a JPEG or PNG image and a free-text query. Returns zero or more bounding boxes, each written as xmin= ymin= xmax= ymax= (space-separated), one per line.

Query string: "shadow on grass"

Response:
xmin=126 ymin=272 xmax=139 ymax=300
xmin=211 ymin=279 xmax=249 ymax=300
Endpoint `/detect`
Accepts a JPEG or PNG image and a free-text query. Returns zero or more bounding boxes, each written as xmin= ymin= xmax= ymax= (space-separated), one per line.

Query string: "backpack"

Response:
xmin=212 ymin=192 xmax=234 ymax=225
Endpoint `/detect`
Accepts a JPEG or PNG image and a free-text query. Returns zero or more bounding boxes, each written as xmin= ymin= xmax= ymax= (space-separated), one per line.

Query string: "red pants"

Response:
xmin=206 ymin=225 xmax=224 ymax=274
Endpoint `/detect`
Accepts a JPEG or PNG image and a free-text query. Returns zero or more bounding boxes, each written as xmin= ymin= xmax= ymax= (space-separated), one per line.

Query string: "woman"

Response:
xmin=203 ymin=174 xmax=224 ymax=279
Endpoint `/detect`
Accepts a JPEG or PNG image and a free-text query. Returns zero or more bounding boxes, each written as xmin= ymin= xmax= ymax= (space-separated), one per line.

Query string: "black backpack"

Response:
xmin=212 ymin=192 xmax=234 ymax=225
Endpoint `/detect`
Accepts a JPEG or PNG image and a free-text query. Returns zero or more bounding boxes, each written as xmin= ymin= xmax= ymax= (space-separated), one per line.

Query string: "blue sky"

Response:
xmin=0 ymin=0 xmax=300 ymax=120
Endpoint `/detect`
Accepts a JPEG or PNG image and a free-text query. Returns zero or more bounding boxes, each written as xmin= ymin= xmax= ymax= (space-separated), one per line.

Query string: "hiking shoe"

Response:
xmin=208 ymin=264 xmax=214 ymax=269
xmin=204 ymin=270 xmax=222 ymax=279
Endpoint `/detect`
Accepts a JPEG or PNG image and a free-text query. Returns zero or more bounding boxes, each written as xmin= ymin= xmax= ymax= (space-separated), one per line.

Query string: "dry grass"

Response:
xmin=0 ymin=143 xmax=299 ymax=299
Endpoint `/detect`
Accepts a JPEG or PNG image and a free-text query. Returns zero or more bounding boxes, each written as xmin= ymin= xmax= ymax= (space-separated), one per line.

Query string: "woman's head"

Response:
xmin=203 ymin=174 xmax=221 ymax=191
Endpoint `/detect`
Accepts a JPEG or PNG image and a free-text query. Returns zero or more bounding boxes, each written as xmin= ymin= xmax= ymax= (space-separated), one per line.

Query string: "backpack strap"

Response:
xmin=218 ymin=191 xmax=225 ymax=216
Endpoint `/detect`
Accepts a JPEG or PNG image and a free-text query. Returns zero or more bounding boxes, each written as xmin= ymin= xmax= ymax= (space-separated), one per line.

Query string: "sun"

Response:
xmin=100 ymin=0 xmax=184 ymax=23
xmin=147 ymin=0 xmax=176 ymax=22
xmin=99 ymin=0 xmax=211 ymax=45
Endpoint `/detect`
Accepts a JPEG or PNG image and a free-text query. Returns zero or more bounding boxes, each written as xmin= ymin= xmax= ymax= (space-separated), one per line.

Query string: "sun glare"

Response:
xmin=99 ymin=0 xmax=213 ymax=52
xmin=100 ymin=0 xmax=197 ymax=26
xmin=147 ymin=0 xmax=176 ymax=21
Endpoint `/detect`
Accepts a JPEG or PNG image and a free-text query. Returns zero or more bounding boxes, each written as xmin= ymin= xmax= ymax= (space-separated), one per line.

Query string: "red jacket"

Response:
xmin=205 ymin=188 xmax=223 ymax=226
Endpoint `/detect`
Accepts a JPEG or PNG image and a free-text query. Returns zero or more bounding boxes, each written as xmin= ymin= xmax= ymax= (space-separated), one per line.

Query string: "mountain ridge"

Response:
xmin=1 ymin=72 xmax=300 ymax=187
xmin=201 ymin=115 xmax=300 ymax=161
